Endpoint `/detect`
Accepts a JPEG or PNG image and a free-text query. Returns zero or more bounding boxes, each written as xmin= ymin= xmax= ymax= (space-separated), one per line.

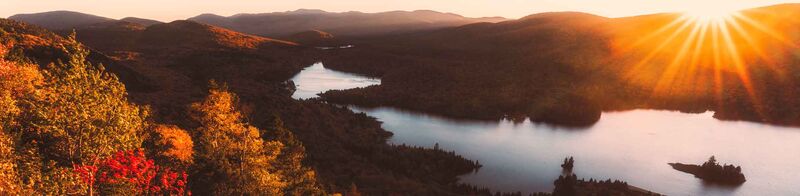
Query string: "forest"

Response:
xmin=0 ymin=12 xmax=665 ymax=194
xmin=0 ymin=18 xmax=489 ymax=195
xmin=319 ymin=5 xmax=800 ymax=127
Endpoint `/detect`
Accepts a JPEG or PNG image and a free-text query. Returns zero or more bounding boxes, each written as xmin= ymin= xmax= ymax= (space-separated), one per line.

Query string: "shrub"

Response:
xmin=73 ymin=149 xmax=189 ymax=195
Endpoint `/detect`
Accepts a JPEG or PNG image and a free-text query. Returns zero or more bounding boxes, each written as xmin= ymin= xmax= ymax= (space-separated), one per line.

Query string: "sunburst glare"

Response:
xmin=615 ymin=7 xmax=798 ymax=119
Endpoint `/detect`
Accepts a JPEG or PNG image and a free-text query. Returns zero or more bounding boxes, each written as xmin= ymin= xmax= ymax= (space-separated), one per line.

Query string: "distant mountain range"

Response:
xmin=9 ymin=9 xmax=505 ymax=37
xmin=9 ymin=11 xmax=115 ymax=29
xmin=188 ymin=9 xmax=506 ymax=37
xmin=9 ymin=11 xmax=164 ymax=29
xmin=120 ymin=17 xmax=163 ymax=26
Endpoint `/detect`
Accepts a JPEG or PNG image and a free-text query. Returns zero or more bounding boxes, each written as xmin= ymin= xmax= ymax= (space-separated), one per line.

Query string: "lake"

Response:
xmin=290 ymin=62 xmax=800 ymax=196
xmin=291 ymin=62 xmax=380 ymax=99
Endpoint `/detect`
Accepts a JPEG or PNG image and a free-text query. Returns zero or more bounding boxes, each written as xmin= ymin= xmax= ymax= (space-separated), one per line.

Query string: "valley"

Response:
xmin=2 ymin=2 xmax=800 ymax=195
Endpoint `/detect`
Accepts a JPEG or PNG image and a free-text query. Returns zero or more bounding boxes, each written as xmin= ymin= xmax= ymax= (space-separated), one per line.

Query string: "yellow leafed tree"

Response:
xmin=21 ymin=32 xmax=149 ymax=165
xmin=189 ymin=82 xmax=285 ymax=195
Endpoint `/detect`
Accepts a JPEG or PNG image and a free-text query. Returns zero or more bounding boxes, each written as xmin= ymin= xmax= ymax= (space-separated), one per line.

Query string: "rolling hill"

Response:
xmin=281 ymin=29 xmax=337 ymax=46
xmin=9 ymin=11 xmax=163 ymax=30
xmin=120 ymin=17 xmax=163 ymax=26
xmin=0 ymin=18 xmax=156 ymax=92
xmin=9 ymin=10 xmax=114 ymax=30
xmin=188 ymin=9 xmax=507 ymax=37
xmin=319 ymin=4 xmax=800 ymax=126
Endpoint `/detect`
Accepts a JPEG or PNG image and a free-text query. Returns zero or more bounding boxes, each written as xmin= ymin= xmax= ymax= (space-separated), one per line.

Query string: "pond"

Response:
xmin=290 ymin=62 xmax=800 ymax=196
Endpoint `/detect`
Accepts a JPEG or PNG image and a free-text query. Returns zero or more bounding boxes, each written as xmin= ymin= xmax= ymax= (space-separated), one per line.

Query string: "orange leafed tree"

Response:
xmin=189 ymin=81 xmax=285 ymax=195
xmin=151 ymin=124 xmax=194 ymax=167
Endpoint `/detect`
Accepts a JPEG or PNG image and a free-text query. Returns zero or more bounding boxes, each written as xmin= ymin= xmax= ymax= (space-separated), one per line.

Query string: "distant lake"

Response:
xmin=291 ymin=62 xmax=380 ymax=99
xmin=290 ymin=62 xmax=800 ymax=196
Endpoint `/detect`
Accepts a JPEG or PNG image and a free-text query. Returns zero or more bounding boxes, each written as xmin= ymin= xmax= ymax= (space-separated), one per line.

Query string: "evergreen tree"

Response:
xmin=266 ymin=116 xmax=325 ymax=195
xmin=189 ymin=82 xmax=285 ymax=195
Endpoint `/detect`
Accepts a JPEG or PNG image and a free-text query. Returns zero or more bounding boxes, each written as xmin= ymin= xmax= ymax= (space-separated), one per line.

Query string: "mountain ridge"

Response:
xmin=187 ymin=9 xmax=507 ymax=37
xmin=318 ymin=3 xmax=800 ymax=126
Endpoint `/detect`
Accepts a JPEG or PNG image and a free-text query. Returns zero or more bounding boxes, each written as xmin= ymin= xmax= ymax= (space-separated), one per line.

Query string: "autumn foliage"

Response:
xmin=152 ymin=125 xmax=194 ymax=167
xmin=21 ymin=32 xmax=149 ymax=164
xmin=73 ymin=149 xmax=189 ymax=195
xmin=189 ymin=82 xmax=285 ymax=194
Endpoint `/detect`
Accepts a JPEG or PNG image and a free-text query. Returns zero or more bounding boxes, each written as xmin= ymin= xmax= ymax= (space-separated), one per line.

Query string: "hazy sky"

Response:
xmin=2 ymin=0 xmax=799 ymax=21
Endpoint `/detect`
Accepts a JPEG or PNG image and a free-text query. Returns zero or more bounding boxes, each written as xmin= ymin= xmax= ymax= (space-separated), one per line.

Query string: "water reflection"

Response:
xmin=291 ymin=63 xmax=800 ymax=196
xmin=290 ymin=62 xmax=380 ymax=99
xmin=349 ymin=106 xmax=800 ymax=196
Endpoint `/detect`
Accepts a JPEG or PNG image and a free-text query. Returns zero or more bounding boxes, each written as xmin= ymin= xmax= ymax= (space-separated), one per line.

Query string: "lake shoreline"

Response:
xmin=294 ymin=63 xmax=800 ymax=195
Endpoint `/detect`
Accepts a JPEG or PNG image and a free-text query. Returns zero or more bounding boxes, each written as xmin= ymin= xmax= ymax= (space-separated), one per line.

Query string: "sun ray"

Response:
xmin=711 ymin=20 xmax=726 ymax=114
xmin=685 ymin=20 xmax=711 ymax=93
xmin=726 ymin=15 xmax=786 ymax=78
xmin=623 ymin=18 xmax=695 ymax=79
xmin=614 ymin=5 xmax=798 ymax=121
xmin=717 ymin=19 xmax=767 ymax=120
xmin=653 ymin=18 xmax=704 ymax=95
xmin=617 ymin=16 xmax=691 ymax=54
xmin=732 ymin=13 xmax=797 ymax=48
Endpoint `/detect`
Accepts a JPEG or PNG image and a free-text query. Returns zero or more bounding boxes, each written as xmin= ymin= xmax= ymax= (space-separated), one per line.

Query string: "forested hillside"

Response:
xmin=320 ymin=4 xmax=800 ymax=126
xmin=0 ymin=18 xmax=489 ymax=195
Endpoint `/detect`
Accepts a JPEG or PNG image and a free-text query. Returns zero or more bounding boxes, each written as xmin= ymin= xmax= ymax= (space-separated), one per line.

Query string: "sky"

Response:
xmin=2 ymin=0 xmax=799 ymax=21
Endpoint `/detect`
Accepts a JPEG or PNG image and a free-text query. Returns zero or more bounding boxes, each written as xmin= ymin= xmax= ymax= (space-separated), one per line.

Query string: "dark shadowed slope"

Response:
xmin=319 ymin=4 xmax=800 ymax=126
xmin=281 ymin=29 xmax=337 ymax=46
xmin=188 ymin=9 xmax=507 ymax=37
xmin=321 ymin=12 xmax=613 ymax=125
xmin=120 ymin=17 xmax=163 ymax=26
xmin=64 ymin=19 xmax=304 ymax=107
xmin=9 ymin=10 xmax=114 ymax=30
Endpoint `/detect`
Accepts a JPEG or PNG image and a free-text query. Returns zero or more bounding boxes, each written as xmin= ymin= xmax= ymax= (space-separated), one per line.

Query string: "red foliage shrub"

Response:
xmin=74 ymin=150 xmax=189 ymax=195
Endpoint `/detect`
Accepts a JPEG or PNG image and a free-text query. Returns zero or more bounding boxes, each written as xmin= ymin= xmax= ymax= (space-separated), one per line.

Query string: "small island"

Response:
xmin=669 ymin=156 xmax=746 ymax=185
xmin=552 ymin=157 xmax=661 ymax=196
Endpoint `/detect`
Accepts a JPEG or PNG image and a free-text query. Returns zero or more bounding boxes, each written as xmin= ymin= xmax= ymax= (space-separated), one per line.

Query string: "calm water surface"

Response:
xmin=290 ymin=63 xmax=800 ymax=196
xmin=291 ymin=62 xmax=380 ymax=99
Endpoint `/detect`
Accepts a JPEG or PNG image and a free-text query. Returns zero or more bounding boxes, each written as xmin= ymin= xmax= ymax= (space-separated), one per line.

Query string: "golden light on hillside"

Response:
xmin=616 ymin=7 xmax=798 ymax=118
